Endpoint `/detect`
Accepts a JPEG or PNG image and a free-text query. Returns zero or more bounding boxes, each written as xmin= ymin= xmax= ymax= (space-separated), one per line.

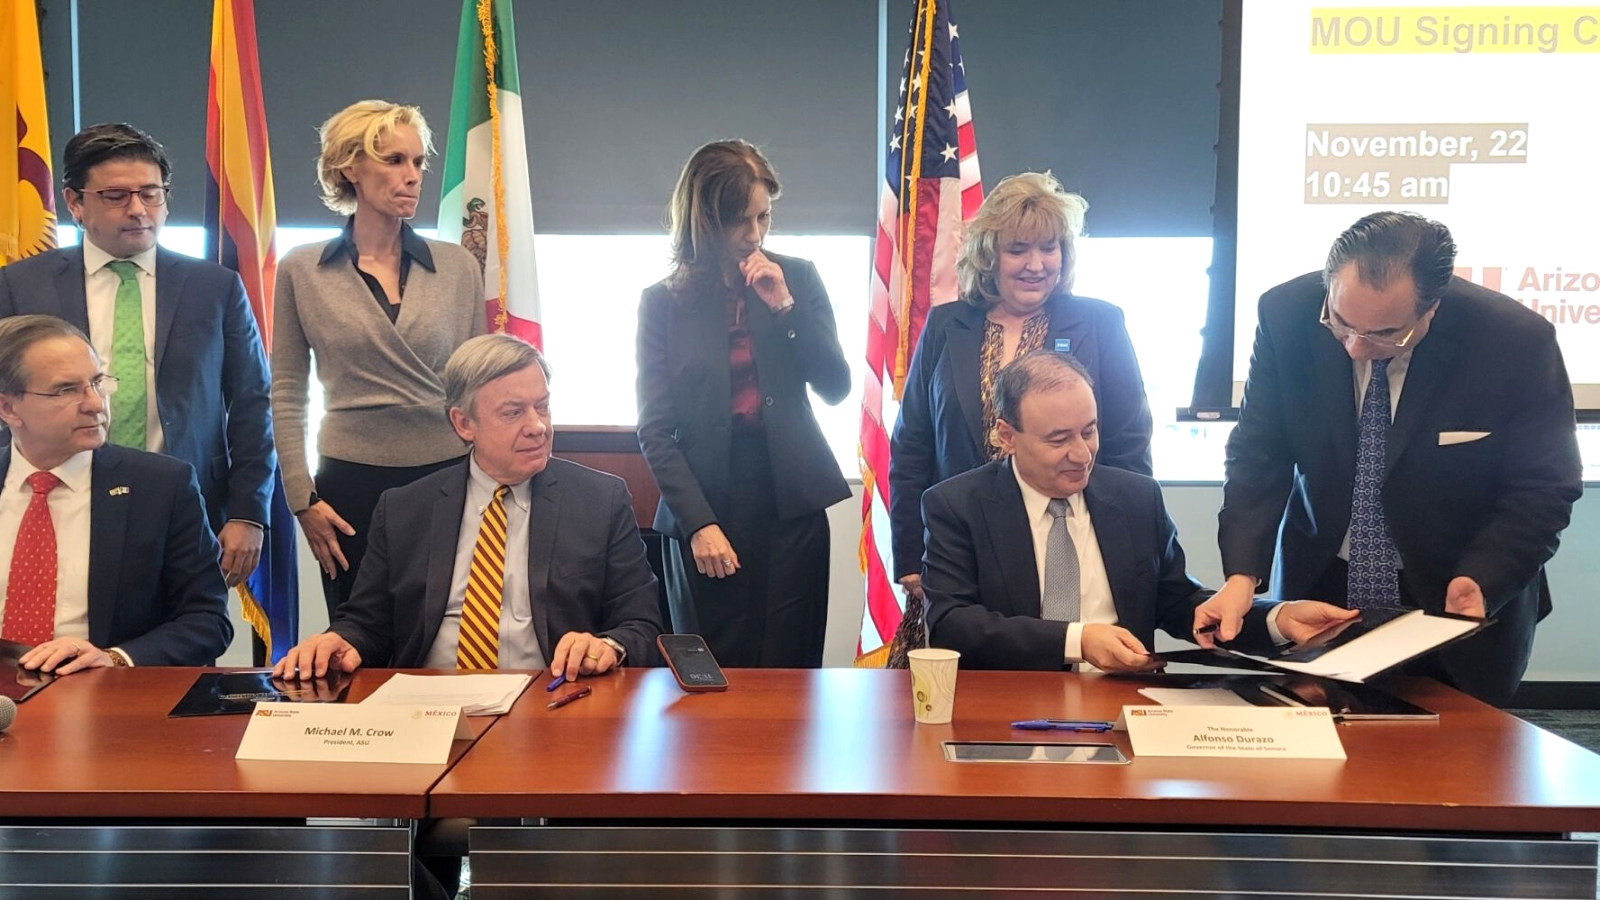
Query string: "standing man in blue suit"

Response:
xmin=0 ymin=124 xmax=274 ymax=586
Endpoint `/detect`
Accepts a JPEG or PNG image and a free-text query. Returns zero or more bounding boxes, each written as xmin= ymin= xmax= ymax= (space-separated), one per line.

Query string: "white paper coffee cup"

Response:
xmin=907 ymin=648 xmax=960 ymax=724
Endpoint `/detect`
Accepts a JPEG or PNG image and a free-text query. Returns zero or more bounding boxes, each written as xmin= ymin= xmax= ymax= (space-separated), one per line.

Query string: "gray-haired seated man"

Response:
xmin=275 ymin=333 xmax=664 ymax=898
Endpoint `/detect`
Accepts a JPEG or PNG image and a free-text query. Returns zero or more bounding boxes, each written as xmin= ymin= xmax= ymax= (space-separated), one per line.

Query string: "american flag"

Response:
xmin=857 ymin=0 xmax=982 ymax=664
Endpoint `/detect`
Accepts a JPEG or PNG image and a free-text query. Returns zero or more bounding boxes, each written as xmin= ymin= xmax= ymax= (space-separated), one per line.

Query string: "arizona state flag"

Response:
xmin=204 ymin=0 xmax=297 ymax=664
xmin=0 ymin=0 xmax=57 ymax=266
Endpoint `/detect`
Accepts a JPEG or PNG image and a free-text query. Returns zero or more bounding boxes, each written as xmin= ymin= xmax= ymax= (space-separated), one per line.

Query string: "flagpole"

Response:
xmin=69 ymin=0 xmax=80 ymax=133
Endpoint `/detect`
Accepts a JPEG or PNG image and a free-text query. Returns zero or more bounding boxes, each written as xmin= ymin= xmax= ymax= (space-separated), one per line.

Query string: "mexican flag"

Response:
xmin=438 ymin=0 xmax=543 ymax=347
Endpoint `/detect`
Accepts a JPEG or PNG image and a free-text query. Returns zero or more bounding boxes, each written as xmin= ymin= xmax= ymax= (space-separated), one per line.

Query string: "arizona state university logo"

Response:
xmin=4 ymin=117 xmax=59 ymax=264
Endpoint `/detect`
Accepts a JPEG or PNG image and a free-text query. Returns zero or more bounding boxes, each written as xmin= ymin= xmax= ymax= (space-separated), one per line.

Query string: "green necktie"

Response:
xmin=105 ymin=260 xmax=148 ymax=449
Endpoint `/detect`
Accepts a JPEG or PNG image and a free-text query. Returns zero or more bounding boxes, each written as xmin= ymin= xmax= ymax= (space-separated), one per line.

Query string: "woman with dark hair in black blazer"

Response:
xmin=636 ymin=140 xmax=850 ymax=668
xmin=887 ymin=172 xmax=1154 ymax=665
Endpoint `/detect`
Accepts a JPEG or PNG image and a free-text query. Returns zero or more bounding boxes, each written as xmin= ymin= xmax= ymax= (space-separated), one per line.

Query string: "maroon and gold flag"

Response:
xmin=1 ymin=0 xmax=57 ymax=266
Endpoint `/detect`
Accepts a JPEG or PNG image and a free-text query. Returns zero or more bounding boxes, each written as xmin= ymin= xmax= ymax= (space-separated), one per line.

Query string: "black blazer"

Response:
xmin=328 ymin=457 xmax=663 ymax=668
xmin=922 ymin=459 xmax=1205 ymax=670
xmin=636 ymin=252 xmax=851 ymax=539
xmin=889 ymin=292 xmax=1153 ymax=579
xmin=0 ymin=444 xmax=233 ymax=665
xmin=0 ymin=246 xmax=276 ymax=530
xmin=1221 ymin=272 xmax=1583 ymax=704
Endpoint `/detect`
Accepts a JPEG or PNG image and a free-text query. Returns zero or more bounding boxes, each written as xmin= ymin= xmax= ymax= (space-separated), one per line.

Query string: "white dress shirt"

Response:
xmin=82 ymin=239 xmax=164 ymax=453
xmin=424 ymin=454 xmax=543 ymax=669
xmin=1011 ymin=463 xmax=1117 ymax=666
xmin=0 ymin=446 xmax=93 ymax=640
xmin=1353 ymin=351 xmax=1411 ymax=420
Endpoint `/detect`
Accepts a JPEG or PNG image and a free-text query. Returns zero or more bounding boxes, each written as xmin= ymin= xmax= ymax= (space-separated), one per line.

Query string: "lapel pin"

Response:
xmin=109 ymin=486 xmax=130 ymax=496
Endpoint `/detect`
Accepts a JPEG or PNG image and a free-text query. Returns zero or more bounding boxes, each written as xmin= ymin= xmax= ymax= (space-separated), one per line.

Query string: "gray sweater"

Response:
xmin=272 ymin=237 xmax=487 ymax=512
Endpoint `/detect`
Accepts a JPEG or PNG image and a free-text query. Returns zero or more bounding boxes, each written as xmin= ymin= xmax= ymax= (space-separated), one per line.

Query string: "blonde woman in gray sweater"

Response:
xmin=273 ymin=100 xmax=486 ymax=617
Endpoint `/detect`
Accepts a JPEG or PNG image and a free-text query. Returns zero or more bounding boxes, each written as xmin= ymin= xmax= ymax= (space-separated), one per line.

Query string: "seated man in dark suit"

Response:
xmin=923 ymin=351 xmax=1353 ymax=671
xmin=276 ymin=333 xmax=663 ymax=681
xmin=0 ymin=316 xmax=232 ymax=674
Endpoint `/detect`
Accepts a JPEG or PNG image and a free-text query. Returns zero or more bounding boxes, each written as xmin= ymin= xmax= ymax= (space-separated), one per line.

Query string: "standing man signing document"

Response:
xmin=1195 ymin=212 xmax=1582 ymax=705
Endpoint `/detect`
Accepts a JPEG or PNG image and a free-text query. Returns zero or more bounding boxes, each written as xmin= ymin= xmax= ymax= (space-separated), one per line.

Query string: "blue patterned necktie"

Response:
xmin=1348 ymin=357 xmax=1401 ymax=609
xmin=1041 ymin=499 xmax=1081 ymax=622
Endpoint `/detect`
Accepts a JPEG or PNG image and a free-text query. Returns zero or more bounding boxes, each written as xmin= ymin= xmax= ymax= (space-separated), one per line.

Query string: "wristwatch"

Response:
xmin=599 ymin=636 xmax=627 ymax=664
xmin=107 ymin=647 xmax=132 ymax=667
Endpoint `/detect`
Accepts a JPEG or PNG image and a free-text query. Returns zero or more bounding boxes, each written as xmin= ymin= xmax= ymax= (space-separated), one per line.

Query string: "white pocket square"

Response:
xmin=1438 ymin=431 xmax=1490 ymax=446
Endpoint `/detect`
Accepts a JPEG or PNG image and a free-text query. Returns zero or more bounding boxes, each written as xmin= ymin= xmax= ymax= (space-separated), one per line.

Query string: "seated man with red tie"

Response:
xmin=274 ymin=333 xmax=663 ymax=682
xmin=0 ymin=315 xmax=232 ymax=673
xmin=921 ymin=351 xmax=1354 ymax=671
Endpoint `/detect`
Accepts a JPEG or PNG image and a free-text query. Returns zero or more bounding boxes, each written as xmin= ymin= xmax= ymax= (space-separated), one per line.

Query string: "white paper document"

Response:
xmin=1138 ymin=687 xmax=1257 ymax=708
xmin=362 ymin=673 xmax=532 ymax=716
xmin=1231 ymin=609 xmax=1481 ymax=683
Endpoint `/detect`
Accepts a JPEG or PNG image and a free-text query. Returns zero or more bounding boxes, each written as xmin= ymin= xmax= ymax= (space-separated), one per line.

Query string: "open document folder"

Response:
xmin=1163 ymin=607 xmax=1492 ymax=684
xmin=362 ymin=673 xmax=532 ymax=716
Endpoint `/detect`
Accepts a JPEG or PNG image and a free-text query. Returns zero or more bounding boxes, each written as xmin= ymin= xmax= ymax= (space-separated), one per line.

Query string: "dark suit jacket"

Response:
xmin=922 ymin=459 xmax=1206 ymax=670
xmin=329 ymin=457 xmax=664 ymax=668
xmin=889 ymin=293 xmax=1153 ymax=580
xmin=1221 ymin=272 xmax=1583 ymax=705
xmin=0 ymin=444 xmax=233 ymax=665
xmin=637 ymin=252 xmax=851 ymax=538
xmin=0 ymin=246 xmax=276 ymax=530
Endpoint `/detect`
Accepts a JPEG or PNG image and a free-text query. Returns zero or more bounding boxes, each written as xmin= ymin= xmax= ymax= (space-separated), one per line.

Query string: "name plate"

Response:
xmin=235 ymin=702 xmax=464 ymax=764
xmin=1117 ymin=705 xmax=1346 ymax=760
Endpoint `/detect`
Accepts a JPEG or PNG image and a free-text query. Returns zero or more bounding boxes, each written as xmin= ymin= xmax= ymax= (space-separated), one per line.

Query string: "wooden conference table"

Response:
xmin=440 ymin=667 xmax=1600 ymax=898
xmin=3 ymin=666 xmax=1599 ymax=899
xmin=0 ymin=667 xmax=494 ymax=898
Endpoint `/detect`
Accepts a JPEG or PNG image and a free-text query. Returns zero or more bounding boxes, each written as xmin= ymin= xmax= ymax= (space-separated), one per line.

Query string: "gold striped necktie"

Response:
xmin=456 ymin=485 xmax=509 ymax=670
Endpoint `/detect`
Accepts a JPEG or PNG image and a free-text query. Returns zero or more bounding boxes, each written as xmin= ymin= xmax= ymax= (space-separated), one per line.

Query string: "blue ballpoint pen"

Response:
xmin=1011 ymin=719 xmax=1114 ymax=732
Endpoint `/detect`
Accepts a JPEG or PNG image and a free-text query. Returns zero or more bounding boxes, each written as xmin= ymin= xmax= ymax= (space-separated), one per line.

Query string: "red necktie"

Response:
xmin=1 ymin=471 xmax=65 ymax=645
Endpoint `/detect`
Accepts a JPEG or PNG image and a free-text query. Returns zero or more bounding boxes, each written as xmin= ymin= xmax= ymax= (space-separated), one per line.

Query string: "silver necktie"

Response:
xmin=1041 ymin=498 xmax=1081 ymax=623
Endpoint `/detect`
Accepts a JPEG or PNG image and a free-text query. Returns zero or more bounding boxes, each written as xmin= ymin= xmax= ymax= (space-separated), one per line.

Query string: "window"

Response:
xmin=1071 ymin=237 xmax=1216 ymax=481
xmin=60 ymin=225 xmax=1599 ymax=483
xmin=54 ymin=226 xmax=1213 ymax=480
xmin=530 ymin=233 xmax=1218 ymax=481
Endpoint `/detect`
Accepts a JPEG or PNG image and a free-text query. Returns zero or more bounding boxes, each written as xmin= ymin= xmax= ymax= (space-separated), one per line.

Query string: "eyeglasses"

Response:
xmin=12 ymin=375 xmax=120 ymax=403
xmin=75 ymin=186 xmax=169 ymax=208
xmin=1319 ymin=295 xmax=1436 ymax=350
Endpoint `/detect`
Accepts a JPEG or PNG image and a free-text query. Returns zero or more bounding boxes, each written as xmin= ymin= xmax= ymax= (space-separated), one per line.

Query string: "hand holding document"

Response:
xmin=1173 ymin=607 xmax=1490 ymax=684
xmin=362 ymin=673 xmax=532 ymax=716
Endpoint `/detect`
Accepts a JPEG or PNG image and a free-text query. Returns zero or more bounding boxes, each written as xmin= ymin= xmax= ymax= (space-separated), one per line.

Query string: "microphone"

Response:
xmin=0 ymin=695 xmax=16 ymax=732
